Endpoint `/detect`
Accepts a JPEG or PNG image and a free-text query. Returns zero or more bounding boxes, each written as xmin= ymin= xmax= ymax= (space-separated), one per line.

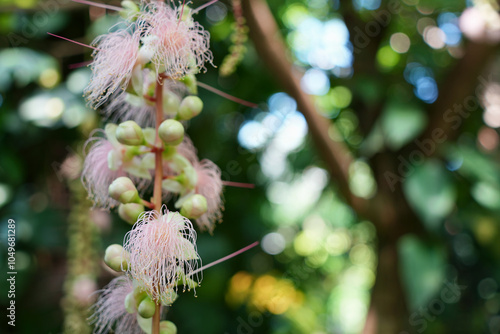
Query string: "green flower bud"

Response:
xmin=104 ymin=244 xmax=129 ymax=272
xmin=121 ymin=0 xmax=139 ymax=12
xmin=177 ymin=96 xmax=203 ymax=120
xmin=180 ymin=194 xmax=207 ymax=219
xmin=179 ymin=74 xmax=197 ymax=94
xmin=118 ymin=203 xmax=144 ymax=224
xmin=160 ymin=321 xmax=178 ymax=334
xmin=163 ymin=90 xmax=181 ymax=117
xmin=138 ymin=296 xmax=156 ymax=319
xmin=116 ymin=121 xmax=144 ymax=146
xmin=133 ymin=286 xmax=148 ymax=308
xmin=109 ymin=177 xmax=140 ymax=204
xmin=158 ymin=119 xmax=184 ymax=145
xmin=124 ymin=292 xmax=136 ymax=314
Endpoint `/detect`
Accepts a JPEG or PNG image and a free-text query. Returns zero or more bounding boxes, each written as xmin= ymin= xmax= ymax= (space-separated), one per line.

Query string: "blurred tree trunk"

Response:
xmin=241 ymin=1 xmax=411 ymax=333
xmin=363 ymin=240 xmax=408 ymax=334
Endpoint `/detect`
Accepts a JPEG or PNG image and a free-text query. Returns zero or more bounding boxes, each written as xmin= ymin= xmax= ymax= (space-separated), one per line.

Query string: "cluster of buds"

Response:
xmin=83 ymin=104 xmax=223 ymax=232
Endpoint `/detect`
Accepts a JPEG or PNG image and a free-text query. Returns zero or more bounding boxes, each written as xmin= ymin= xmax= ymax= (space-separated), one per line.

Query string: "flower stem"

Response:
xmin=152 ymin=77 xmax=164 ymax=334
xmin=152 ymin=303 xmax=161 ymax=334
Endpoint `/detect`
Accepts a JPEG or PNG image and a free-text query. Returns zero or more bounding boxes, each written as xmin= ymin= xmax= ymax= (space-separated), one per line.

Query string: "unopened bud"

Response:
xmin=177 ymin=96 xmax=203 ymax=120
xmin=159 ymin=119 xmax=184 ymax=145
xmin=163 ymin=90 xmax=181 ymax=116
xmin=133 ymin=286 xmax=148 ymax=308
xmin=160 ymin=321 xmax=178 ymax=334
xmin=121 ymin=0 xmax=139 ymax=12
xmin=116 ymin=121 xmax=144 ymax=146
xmin=138 ymin=296 xmax=156 ymax=319
xmin=118 ymin=203 xmax=144 ymax=224
xmin=180 ymin=194 xmax=207 ymax=219
xmin=104 ymin=244 xmax=129 ymax=272
xmin=179 ymin=74 xmax=197 ymax=94
xmin=109 ymin=177 xmax=140 ymax=204
xmin=124 ymin=292 xmax=136 ymax=314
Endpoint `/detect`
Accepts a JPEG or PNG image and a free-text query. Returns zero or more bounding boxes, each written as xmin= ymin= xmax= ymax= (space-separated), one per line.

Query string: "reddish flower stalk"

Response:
xmin=197 ymin=81 xmax=258 ymax=108
xmin=71 ymin=0 xmax=121 ymax=11
xmin=47 ymin=32 xmax=99 ymax=50
xmin=151 ymin=76 xmax=165 ymax=334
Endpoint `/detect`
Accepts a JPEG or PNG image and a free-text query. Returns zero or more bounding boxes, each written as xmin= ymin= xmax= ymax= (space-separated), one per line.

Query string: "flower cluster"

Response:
xmin=76 ymin=1 xmax=254 ymax=333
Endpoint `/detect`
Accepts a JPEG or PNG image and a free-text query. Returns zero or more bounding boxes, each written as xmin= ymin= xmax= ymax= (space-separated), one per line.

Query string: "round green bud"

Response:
xmin=118 ymin=203 xmax=144 ymax=224
xmin=124 ymin=292 xmax=136 ymax=314
xmin=179 ymin=74 xmax=197 ymax=94
xmin=109 ymin=177 xmax=140 ymax=204
xmin=121 ymin=0 xmax=139 ymax=12
xmin=178 ymin=96 xmax=203 ymax=120
xmin=158 ymin=119 xmax=184 ymax=145
xmin=160 ymin=321 xmax=178 ymax=334
xmin=180 ymin=194 xmax=207 ymax=219
xmin=163 ymin=90 xmax=181 ymax=117
xmin=138 ymin=296 xmax=156 ymax=319
xmin=104 ymin=244 xmax=129 ymax=272
xmin=116 ymin=121 xmax=144 ymax=146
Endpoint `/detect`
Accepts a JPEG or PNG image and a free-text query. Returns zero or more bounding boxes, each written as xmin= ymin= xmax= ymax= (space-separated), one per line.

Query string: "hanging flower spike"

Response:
xmin=193 ymin=159 xmax=224 ymax=233
xmin=137 ymin=2 xmax=213 ymax=79
xmin=85 ymin=28 xmax=141 ymax=109
xmin=123 ymin=207 xmax=201 ymax=305
xmin=89 ymin=276 xmax=142 ymax=334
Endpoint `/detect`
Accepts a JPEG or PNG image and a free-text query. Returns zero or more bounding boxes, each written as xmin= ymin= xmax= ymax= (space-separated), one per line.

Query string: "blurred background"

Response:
xmin=1 ymin=0 xmax=500 ymax=333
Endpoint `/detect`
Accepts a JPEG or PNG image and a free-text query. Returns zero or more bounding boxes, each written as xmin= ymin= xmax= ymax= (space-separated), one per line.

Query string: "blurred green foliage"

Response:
xmin=1 ymin=0 xmax=500 ymax=334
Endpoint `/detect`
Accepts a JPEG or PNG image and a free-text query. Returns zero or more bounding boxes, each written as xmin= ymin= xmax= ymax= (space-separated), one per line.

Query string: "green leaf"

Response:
xmin=381 ymin=103 xmax=427 ymax=150
xmin=399 ymin=235 xmax=446 ymax=311
xmin=403 ymin=159 xmax=456 ymax=230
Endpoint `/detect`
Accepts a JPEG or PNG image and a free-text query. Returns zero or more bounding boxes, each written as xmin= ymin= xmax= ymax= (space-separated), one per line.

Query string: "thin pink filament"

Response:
xmin=188 ymin=241 xmax=259 ymax=276
xmin=178 ymin=0 xmax=186 ymax=25
xmin=197 ymin=81 xmax=258 ymax=108
xmin=192 ymin=0 xmax=219 ymax=14
xmin=47 ymin=32 xmax=100 ymax=51
xmin=71 ymin=0 xmax=122 ymax=11
xmin=68 ymin=60 xmax=93 ymax=69
xmin=222 ymin=181 xmax=255 ymax=189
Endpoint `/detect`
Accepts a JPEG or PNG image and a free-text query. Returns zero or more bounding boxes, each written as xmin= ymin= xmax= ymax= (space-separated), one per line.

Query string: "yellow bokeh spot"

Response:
xmin=330 ymin=86 xmax=352 ymax=109
xmin=474 ymin=218 xmax=497 ymax=245
xmin=45 ymin=98 xmax=64 ymax=119
xmin=14 ymin=0 xmax=37 ymax=9
xmin=39 ymin=68 xmax=60 ymax=89
xmin=377 ymin=45 xmax=400 ymax=70
xmin=293 ymin=231 xmax=321 ymax=256
xmin=226 ymin=271 xmax=254 ymax=306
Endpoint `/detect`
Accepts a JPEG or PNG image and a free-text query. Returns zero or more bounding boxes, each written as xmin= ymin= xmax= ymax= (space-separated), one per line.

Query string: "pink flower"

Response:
xmin=194 ymin=159 xmax=224 ymax=233
xmin=137 ymin=2 xmax=213 ymax=79
xmin=89 ymin=276 xmax=142 ymax=334
xmin=82 ymin=125 xmax=152 ymax=209
xmin=123 ymin=207 xmax=201 ymax=303
xmin=176 ymin=136 xmax=198 ymax=164
xmin=81 ymin=129 xmax=126 ymax=209
xmin=166 ymin=137 xmax=224 ymax=232
xmin=85 ymin=29 xmax=141 ymax=109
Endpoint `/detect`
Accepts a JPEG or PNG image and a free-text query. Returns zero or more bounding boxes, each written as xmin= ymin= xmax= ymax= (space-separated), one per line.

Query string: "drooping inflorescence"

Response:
xmin=72 ymin=0 xmax=259 ymax=332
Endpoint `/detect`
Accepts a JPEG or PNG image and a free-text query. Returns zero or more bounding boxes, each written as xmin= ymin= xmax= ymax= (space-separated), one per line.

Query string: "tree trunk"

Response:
xmin=364 ymin=239 xmax=409 ymax=334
